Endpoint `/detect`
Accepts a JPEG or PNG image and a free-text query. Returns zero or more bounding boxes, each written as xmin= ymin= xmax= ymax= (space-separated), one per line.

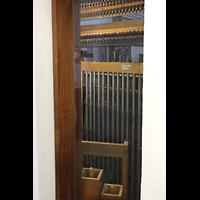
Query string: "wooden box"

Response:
xmin=100 ymin=184 xmax=123 ymax=200
xmin=82 ymin=168 xmax=104 ymax=200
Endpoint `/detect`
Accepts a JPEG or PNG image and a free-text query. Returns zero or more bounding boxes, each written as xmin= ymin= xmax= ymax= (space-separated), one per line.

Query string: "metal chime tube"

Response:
xmin=93 ymin=71 xmax=96 ymax=167
xmin=111 ymin=72 xmax=115 ymax=183
xmin=107 ymin=72 xmax=110 ymax=181
xmin=126 ymin=73 xmax=129 ymax=141
xmin=136 ymin=74 xmax=142 ymax=200
xmin=131 ymin=73 xmax=135 ymax=199
xmin=89 ymin=71 xmax=92 ymax=167
xmin=81 ymin=71 xmax=84 ymax=141
xmin=121 ymin=73 xmax=125 ymax=143
xmin=97 ymin=72 xmax=100 ymax=168
xmin=116 ymin=73 xmax=120 ymax=184
xmin=85 ymin=71 xmax=89 ymax=165
xmin=102 ymin=72 xmax=105 ymax=170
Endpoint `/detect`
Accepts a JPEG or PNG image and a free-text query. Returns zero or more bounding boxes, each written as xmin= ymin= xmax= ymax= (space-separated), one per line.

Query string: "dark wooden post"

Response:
xmin=52 ymin=0 xmax=82 ymax=200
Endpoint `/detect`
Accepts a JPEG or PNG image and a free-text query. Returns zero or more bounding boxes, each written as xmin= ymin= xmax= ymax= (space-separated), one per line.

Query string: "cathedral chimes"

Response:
xmin=80 ymin=0 xmax=144 ymax=20
xmin=81 ymin=30 xmax=143 ymax=48
xmin=80 ymin=0 xmax=144 ymax=199
xmin=81 ymin=30 xmax=143 ymax=42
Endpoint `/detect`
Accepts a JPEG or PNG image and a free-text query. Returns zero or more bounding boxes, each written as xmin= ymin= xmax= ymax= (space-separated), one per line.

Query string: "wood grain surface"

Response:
xmin=81 ymin=61 xmax=143 ymax=74
xmin=52 ymin=0 xmax=82 ymax=200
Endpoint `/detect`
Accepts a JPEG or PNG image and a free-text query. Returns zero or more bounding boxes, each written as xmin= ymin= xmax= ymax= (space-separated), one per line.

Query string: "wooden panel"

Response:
xmin=82 ymin=141 xmax=128 ymax=158
xmin=81 ymin=62 xmax=143 ymax=74
xmin=52 ymin=0 xmax=82 ymax=200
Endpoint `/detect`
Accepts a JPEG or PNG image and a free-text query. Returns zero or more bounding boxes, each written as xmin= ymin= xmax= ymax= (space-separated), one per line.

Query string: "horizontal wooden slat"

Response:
xmin=81 ymin=27 xmax=143 ymax=35
xmin=81 ymin=19 xmax=144 ymax=33
xmin=80 ymin=1 xmax=144 ymax=14
xmin=81 ymin=19 xmax=143 ymax=35
xmin=82 ymin=141 xmax=128 ymax=158
xmin=81 ymin=61 xmax=143 ymax=74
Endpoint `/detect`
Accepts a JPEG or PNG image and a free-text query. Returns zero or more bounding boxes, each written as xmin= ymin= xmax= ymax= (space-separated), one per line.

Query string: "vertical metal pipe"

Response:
xmin=89 ymin=71 xmax=92 ymax=167
xmin=116 ymin=73 xmax=119 ymax=143
xmin=97 ymin=72 xmax=100 ymax=142
xmin=131 ymin=74 xmax=135 ymax=200
xmin=102 ymin=72 xmax=105 ymax=142
xmin=136 ymin=74 xmax=142 ymax=200
xmin=116 ymin=73 xmax=119 ymax=183
xmin=112 ymin=73 xmax=115 ymax=143
xmin=93 ymin=71 xmax=96 ymax=168
xmin=102 ymin=72 xmax=105 ymax=170
xmin=81 ymin=71 xmax=84 ymax=166
xmin=121 ymin=73 xmax=125 ymax=143
xmin=120 ymin=73 xmax=125 ymax=185
xmin=85 ymin=71 xmax=88 ymax=141
xmin=97 ymin=72 xmax=100 ymax=168
xmin=107 ymin=72 xmax=110 ymax=181
xmin=85 ymin=71 xmax=89 ymax=165
xmin=112 ymin=72 xmax=115 ymax=183
xmin=81 ymin=71 xmax=84 ymax=140
xmin=126 ymin=73 xmax=129 ymax=141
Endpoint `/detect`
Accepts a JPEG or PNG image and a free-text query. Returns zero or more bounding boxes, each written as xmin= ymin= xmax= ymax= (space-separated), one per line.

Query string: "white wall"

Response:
xmin=141 ymin=0 xmax=166 ymax=200
xmin=33 ymin=0 xmax=55 ymax=199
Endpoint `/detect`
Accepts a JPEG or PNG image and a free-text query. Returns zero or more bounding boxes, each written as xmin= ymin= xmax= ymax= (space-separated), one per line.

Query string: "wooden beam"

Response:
xmin=52 ymin=0 xmax=82 ymax=200
xmin=81 ymin=61 xmax=143 ymax=74
xmin=81 ymin=19 xmax=144 ymax=33
xmin=82 ymin=141 xmax=128 ymax=158
xmin=122 ymin=157 xmax=128 ymax=200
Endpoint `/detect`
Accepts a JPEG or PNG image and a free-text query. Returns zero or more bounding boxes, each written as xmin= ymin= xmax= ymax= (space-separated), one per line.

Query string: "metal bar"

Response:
xmin=85 ymin=71 xmax=88 ymax=165
xmin=126 ymin=73 xmax=129 ymax=141
xmin=112 ymin=73 xmax=115 ymax=143
xmin=85 ymin=71 xmax=88 ymax=141
xmin=97 ymin=72 xmax=100 ymax=168
xmin=121 ymin=73 xmax=125 ymax=143
xmin=89 ymin=71 xmax=92 ymax=167
xmin=107 ymin=72 xmax=110 ymax=181
xmin=116 ymin=73 xmax=119 ymax=142
xmin=97 ymin=72 xmax=100 ymax=142
xmin=93 ymin=71 xmax=96 ymax=168
xmin=102 ymin=72 xmax=105 ymax=171
xmin=116 ymin=73 xmax=119 ymax=184
xmin=112 ymin=72 xmax=115 ymax=183
xmin=136 ymin=74 xmax=142 ymax=200
xmin=81 ymin=71 xmax=84 ymax=140
xmin=81 ymin=71 xmax=84 ymax=166
xmin=131 ymin=74 xmax=135 ymax=200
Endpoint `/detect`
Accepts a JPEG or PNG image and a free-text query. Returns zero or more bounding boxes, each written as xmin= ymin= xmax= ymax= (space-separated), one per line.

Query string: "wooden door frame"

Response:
xmin=52 ymin=0 xmax=82 ymax=200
